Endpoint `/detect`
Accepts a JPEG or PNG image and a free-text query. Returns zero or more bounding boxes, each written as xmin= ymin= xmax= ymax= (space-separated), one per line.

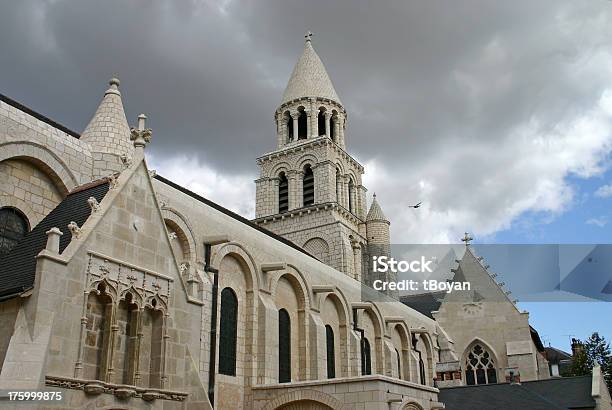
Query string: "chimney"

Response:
xmin=571 ymin=338 xmax=583 ymax=357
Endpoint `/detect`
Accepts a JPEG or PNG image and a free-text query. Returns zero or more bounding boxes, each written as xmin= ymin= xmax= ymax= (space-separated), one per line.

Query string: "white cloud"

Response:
xmin=364 ymin=85 xmax=612 ymax=243
xmin=594 ymin=184 xmax=612 ymax=198
xmin=147 ymin=153 xmax=256 ymax=217
xmin=586 ymin=217 xmax=608 ymax=227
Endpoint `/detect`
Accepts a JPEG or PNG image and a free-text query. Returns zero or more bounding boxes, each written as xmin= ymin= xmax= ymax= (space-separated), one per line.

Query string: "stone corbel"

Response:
xmin=261 ymin=262 xmax=287 ymax=273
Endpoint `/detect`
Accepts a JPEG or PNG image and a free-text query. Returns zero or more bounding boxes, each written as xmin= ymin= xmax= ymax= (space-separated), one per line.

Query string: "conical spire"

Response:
xmin=366 ymin=193 xmax=388 ymax=222
xmin=281 ymin=33 xmax=341 ymax=105
xmin=81 ymin=78 xmax=134 ymax=178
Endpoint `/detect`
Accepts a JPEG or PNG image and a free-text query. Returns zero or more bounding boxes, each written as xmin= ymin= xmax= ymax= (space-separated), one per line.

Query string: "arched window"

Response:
xmin=219 ymin=287 xmax=238 ymax=376
xmin=286 ymin=114 xmax=293 ymax=142
xmin=0 ymin=207 xmax=29 ymax=258
xmin=278 ymin=172 xmax=288 ymax=213
xmin=318 ymin=109 xmax=326 ymax=136
xmin=361 ymin=337 xmax=372 ymax=375
xmin=348 ymin=179 xmax=355 ymax=213
xmin=303 ymin=165 xmax=314 ymax=207
xmin=325 ymin=325 xmax=335 ymax=378
xmin=395 ymin=348 xmax=402 ymax=379
xmin=298 ymin=109 xmax=307 ymax=140
xmin=278 ymin=308 xmax=291 ymax=383
xmin=465 ymin=343 xmax=497 ymax=385
xmin=419 ymin=355 xmax=426 ymax=385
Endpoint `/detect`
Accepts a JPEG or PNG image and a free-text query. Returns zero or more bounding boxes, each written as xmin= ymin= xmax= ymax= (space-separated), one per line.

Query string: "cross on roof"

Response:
xmin=461 ymin=232 xmax=473 ymax=245
xmin=305 ymin=31 xmax=313 ymax=43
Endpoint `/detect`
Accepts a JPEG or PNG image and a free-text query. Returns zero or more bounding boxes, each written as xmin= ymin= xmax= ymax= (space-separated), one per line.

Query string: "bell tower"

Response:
xmin=254 ymin=33 xmax=374 ymax=279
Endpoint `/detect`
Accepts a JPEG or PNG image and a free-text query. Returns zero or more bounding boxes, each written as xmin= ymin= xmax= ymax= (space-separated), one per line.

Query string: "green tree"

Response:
xmin=563 ymin=332 xmax=612 ymax=392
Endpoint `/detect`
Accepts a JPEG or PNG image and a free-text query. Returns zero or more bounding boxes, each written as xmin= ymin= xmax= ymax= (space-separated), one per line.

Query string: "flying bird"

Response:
xmin=409 ymin=202 xmax=422 ymax=209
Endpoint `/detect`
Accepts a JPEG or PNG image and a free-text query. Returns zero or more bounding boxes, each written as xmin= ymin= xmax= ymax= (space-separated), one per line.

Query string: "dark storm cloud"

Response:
xmin=1 ymin=0 xmax=611 ymax=240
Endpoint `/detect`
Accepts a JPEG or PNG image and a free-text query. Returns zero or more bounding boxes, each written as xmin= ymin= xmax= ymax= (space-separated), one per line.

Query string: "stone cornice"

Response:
xmin=256 ymin=136 xmax=364 ymax=173
xmin=253 ymin=201 xmax=364 ymax=225
xmin=275 ymin=96 xmax=346 ymax=116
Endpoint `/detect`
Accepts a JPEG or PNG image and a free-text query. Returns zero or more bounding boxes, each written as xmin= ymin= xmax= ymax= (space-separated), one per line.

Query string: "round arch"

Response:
xmin=0 ymin=194 xmax=37 ymax=228
xmin=269 ymin=161 xmax=293 ymax=179
xmin=0 ymin=141 xmax=79 ymax=194
xmin=295 ymin=153 xmax=319 ymax=171
xmin=161 ymin=207 xmax=197 ymax=264
xmin=263 ymin=389 xmax=345 ymax=410
xmin=210 ymin=242 xmax=261 ymax=292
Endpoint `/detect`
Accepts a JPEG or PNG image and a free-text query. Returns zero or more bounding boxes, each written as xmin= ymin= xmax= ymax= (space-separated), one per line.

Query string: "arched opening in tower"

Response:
xmin=318 ymin=109 xmax=326 ymax=136
xmin=303 ymin=165 xmax=314 ymax=206
xmin=329 ymin=115 xmax=335 ymax=141
xmin=298 ymin=109 xmax=307 ymax=140
xmin=278 ymin=172 xmax=289 ymax=213
xmin=285 ymin=114 xmax=293 ymax=142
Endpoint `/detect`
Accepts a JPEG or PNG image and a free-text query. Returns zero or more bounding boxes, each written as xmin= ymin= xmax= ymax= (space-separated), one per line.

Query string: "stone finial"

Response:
xmin=305 ymin=30 xmax=313 ymax=43
xmin=88 ymin=197 xmax=101 ymax=213
xmin=461 ymin=232 xmax=473 ymax=246
xmin=68 ymin=221 xmax=82 ymax=239
xmin=45 ymin=227 xmax=63 ymax=253
xmin=130 ymin=114 xmax=153 ymax=155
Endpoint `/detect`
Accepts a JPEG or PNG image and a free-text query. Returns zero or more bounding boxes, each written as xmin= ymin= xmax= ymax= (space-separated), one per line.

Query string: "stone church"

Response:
xmin=0 ymin=35 xmax=609 ymax=409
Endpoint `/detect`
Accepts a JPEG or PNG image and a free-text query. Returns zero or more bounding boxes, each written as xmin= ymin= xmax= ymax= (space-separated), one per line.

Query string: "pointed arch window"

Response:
xmin=303 ymin=165 xmax=314 ymax=207
xmin=0 ymin=207 xmax=29 ymax=258
xmin=361 ymin=337 xmax=372 ymax=375
xmin=325 ymin=325 xmax=335 ymax=378
xmin=465 ymin=343 xmax=497 ymax=385
xmin=278 ymin=172 xmax=288 ymax=213
xmin=219 ymin=287 xmax=238 ymax=376
xmin=278 ymin=308 xmax=291 ymax=383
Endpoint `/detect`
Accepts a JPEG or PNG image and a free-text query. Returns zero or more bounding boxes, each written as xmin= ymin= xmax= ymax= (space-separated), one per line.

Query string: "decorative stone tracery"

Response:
xmin=75 ymin=252 xmax=172 ymax=395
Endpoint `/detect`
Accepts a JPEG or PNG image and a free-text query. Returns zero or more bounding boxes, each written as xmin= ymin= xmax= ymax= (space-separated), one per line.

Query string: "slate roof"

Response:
xmin=0 ymin=180 xmax=109 ymax=300
xmin=399 ymin=291 xmax=445 ymax=319
xmin=545 ymin=346 xmax=572 ymax=364
xmin=281 ymin=38 xmax=341 ymax=105
xmin=439 ymin=376 xmax=595 ymax=410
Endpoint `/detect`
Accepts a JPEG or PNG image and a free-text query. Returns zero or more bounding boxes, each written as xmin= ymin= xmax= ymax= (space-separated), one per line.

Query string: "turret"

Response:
xmin=365 ymin=194 xmax=396 ymax=297
xmin=274 ymin=32 xmax=347 ymax=149
xmin=81 ymin=78 xmax=133 ymax=179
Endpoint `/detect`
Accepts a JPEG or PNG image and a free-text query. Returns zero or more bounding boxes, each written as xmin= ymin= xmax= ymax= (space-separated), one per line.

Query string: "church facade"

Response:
xmin=0 ymin=36 xmax=558 ymax=409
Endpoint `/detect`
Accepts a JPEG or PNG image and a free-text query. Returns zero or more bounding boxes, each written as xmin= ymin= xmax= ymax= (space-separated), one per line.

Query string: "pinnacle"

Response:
xmin=281 ymin=35 xmax=341 ymax=105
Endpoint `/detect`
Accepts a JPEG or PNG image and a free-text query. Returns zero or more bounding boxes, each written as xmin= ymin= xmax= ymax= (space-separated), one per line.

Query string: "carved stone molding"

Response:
xmin=45 ymin=375 xmax=188 ymax=402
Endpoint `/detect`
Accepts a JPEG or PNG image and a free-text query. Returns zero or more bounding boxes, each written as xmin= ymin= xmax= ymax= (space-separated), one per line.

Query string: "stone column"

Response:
xmin=272 ymin=177 xmax=280 ymax=214
xmin=296 ymin=171 xmax=304 ymax=208
xmin=324 ymin=112 xmax=331 ymax=138
xmin=343 ymin=175 xmax=350 ymax=209
xmin=336 ymin=173 xmax=343 ymax=205
xmin=309 ymin=99 xmax=317 ymax=138
xmin=305 ymin=109 xmax=312 ymax=139
xmin=349 ymin=184 xmax=357 ymax=213
xmin=291 ymin=111 xmax=299 ymax=142
xmin=288 ymin=170 xmax=298 ymax=210
xmin=276 ymin=113 xmax=284 ymax=148
xmin=333 ymin=115 xmax=340 ymax=143
xmin=338 ymin=114 xmax=346 ymax=148
xmin=352 ymin=242 xmax=362 ymax=282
